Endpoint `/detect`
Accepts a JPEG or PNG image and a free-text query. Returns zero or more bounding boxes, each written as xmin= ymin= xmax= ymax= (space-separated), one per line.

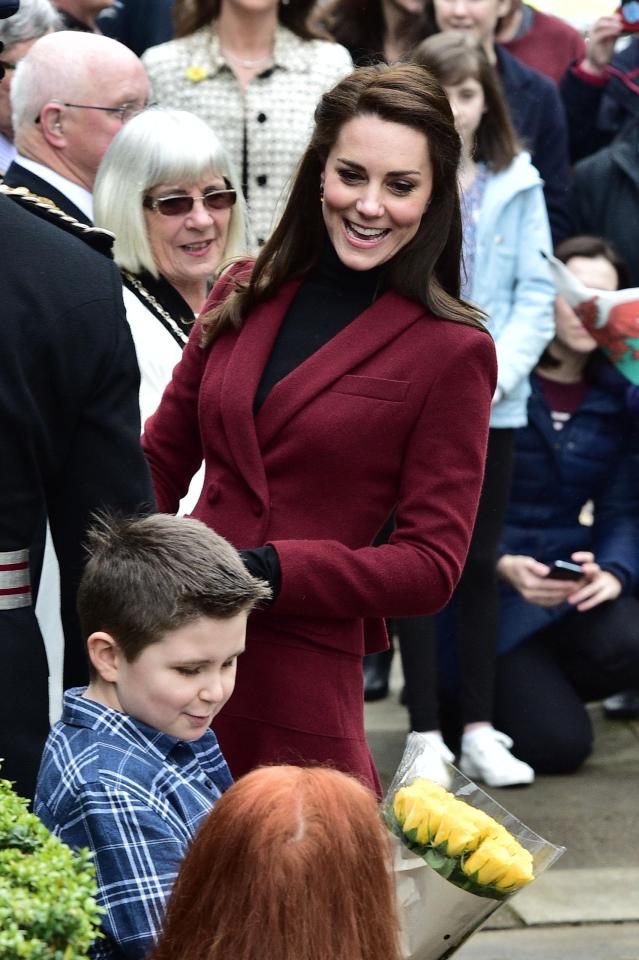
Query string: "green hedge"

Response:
xmin=0 ymin=777 xmax=102 ymax=959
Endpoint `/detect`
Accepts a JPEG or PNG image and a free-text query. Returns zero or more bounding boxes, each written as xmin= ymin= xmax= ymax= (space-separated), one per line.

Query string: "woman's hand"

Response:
xmin=564 ymin=551 xmax=622 ymax=611
xmin=581 ymin=15 xmax=623 ymax=75
xmin=497 ymin=554 xmax=584 ymax=607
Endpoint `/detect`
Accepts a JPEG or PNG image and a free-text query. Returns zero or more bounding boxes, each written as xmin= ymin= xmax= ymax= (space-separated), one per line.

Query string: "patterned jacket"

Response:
xmin=142 ymin=24 xmax=352 ymax=249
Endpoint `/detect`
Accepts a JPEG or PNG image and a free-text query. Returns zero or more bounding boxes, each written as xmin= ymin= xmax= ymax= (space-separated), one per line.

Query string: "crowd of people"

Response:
xmin=1 ymin=0 xmax=639 ymax=957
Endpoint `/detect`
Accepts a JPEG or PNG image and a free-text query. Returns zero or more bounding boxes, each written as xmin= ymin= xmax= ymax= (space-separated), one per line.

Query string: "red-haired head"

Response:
xmin=149 ymin=765 xmax=400 ymax=960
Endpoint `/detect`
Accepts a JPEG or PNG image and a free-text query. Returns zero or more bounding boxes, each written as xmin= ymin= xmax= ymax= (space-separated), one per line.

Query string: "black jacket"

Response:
xmin=496 ymin=45 xmax=572 ymax=244
xmin=560 ymin=36 xmax=639 ymax=162
xmin=0 ymin=189 xmax=153 ymax=798
xmin=569 ymin=119 xmax=639 ymax=286
xmin=3 ymin=160 xmax=92 ymax=224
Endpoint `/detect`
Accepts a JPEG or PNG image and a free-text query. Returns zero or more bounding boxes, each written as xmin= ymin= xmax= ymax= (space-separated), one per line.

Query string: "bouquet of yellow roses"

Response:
xmin=383 ymin=733 xmax=565 ymax=959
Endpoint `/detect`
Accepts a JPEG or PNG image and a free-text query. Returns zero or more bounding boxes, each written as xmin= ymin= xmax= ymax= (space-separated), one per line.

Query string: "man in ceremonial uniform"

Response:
xmin=3 ymin=27 xmax=149 ymax=220
xmin=0 ymin=185 xmax=154 ymax=801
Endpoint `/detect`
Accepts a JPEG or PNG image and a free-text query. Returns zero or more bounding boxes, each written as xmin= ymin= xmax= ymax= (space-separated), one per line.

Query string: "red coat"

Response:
xmin=142 ymin=270 xmax=497 ymax=792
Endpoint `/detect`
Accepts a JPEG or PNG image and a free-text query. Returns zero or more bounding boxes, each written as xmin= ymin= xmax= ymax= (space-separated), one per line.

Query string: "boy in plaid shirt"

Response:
xmin=35 ymin=514 xmax=270 ymax=959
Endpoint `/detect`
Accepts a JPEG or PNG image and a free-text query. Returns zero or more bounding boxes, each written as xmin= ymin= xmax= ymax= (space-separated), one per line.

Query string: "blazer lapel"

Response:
xmin=219 ymin=278 xmax=303 ymax=503
xmin=257 ymin=290 xmax=426 ymax=449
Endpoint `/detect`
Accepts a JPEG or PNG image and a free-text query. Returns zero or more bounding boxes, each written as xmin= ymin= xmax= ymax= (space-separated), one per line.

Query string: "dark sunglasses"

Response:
xmin=143 ymin=189 xmax=237 ymax=216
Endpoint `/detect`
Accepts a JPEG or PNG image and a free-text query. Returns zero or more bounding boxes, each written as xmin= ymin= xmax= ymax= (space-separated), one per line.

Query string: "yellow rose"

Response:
xmin=433 ymin=814 xmax=481 ymax=856
xmin=462 ymin=806 xmax=498 ymax=838
xmin=463 ymin=837 xmax=535 ymax=891
xmin=494 ymin=855 xmax=535 ymax=892
xmin=411 ymin=778 xmax=450 ymax=801
xmin=185 ymin=65 xmax=208 ymax=82
xmin=402 ymin=795 xmax=436 ymax=845
xmin=394 ymin=780 xmax=449 ymax=824
xmin=462 ymin=838 xmax=513 ymax=886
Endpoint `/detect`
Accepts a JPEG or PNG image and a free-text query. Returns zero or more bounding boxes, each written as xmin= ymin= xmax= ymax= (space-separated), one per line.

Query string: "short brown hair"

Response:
xmin=554 ymin=234 xmax=629 ymax=288
xmin=77 ymin=513 xmax=271 ymax=668
xmin=202 ymin=62 xmax=485 ymax=345
xmin=412 ymin=32 xmax=519 ymax=172
xmin=149 ymin=765 xmax=401 ymax=960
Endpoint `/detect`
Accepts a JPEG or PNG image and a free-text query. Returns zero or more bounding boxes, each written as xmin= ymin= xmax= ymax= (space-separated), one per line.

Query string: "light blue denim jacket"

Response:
xmin=470 ymin=152 xmax=555 ymax=428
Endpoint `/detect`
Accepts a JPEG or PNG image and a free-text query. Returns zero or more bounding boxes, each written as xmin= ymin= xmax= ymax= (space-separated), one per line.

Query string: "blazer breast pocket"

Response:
xmin=331 ymin=374 xmax=410 ymax=402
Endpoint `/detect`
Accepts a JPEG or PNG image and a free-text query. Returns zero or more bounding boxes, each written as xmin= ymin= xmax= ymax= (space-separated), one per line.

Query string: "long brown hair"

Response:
xmin=173 ymin=0 xmax=322 ymax=40
xmin=318 ymin=0 xmax=433 ymax=62
xmin=201 ymin=62 xmax=485 ymax=346
xmin=148 ymin=766 xmax=401 ymax=960
xmin=412 ymin=32 xmax=519 ymax=171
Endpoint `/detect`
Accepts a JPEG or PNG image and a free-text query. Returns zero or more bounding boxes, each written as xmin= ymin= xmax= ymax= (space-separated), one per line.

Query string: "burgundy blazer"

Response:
xmin=142 ymin=269 xmax=497 ymax=791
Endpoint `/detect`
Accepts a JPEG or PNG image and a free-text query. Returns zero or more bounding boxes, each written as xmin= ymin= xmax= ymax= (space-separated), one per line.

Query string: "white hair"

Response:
xmin=93 ymin=108 xmax=249 ymax=275
xmin=0 ymin=0 xmax=61 ymax=49
xmin=11 ymin=30 xmax=141 ymax=133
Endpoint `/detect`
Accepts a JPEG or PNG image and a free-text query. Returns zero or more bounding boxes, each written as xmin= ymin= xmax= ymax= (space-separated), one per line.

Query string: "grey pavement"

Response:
xmin=365 ymin=657 xmax=639 ymax=959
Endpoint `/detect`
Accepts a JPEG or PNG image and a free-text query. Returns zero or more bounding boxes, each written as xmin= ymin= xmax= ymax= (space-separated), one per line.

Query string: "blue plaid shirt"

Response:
xmin=35 ymin=688 xmax=233 ymax=960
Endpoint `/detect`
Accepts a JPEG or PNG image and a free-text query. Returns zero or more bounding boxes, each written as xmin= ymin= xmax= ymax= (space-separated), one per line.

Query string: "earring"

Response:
xmin=319 ymin=183 xmax=324 ymax=203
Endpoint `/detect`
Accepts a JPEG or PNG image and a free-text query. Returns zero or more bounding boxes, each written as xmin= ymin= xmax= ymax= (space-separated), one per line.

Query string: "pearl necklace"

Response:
xmin=220 ymin=46 xmax=272 ymax=69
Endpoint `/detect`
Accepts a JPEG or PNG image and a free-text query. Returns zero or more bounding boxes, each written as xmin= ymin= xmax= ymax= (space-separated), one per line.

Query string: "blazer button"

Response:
xmin=256 ymin=174 xmax=267 ymax=187
xmin=206 ymin=483 xmax=219 ymax=504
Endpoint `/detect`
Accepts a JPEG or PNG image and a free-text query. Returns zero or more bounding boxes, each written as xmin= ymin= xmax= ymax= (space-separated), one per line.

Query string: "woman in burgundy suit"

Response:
xmin=142 ymin=63 xmax=497 ymax=793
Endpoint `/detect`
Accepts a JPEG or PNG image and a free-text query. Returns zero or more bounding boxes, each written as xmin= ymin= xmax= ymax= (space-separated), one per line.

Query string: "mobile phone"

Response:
xmin=545 ymin=560 xmax=584 ymax=581
xmin=618 ymin=2 xmax=639 ymax=32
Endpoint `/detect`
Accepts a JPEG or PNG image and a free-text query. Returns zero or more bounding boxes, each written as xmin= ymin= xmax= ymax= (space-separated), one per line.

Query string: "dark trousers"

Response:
xmin=397 ymin=428 xmax=515 ymax=730
xmin=494 ymin=596 xmax=639 ymax=773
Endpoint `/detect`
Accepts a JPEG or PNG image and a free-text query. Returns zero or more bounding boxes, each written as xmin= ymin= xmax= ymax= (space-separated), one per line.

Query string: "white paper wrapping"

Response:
xmin=392 ymin=835 xmax=501 ymax=960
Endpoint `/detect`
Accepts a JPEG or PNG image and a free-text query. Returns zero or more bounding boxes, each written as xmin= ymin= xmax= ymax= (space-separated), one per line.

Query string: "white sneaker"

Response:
xmin=459 ymin=727 xmax=534 ymax=788
xmin=411 ymin=731 xmax=455 ymax=787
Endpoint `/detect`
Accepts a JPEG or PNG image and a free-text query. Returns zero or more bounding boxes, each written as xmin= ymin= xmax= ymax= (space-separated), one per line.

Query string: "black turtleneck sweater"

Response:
xmin=243 ymin=239 xmax=385 ymax=596
xmin=254 ymin=239 xmax=384 ymax=411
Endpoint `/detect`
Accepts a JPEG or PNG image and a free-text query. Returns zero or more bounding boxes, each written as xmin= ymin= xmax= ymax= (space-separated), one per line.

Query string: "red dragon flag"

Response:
xmin=543 ymin=252 xmax=639 ymax=385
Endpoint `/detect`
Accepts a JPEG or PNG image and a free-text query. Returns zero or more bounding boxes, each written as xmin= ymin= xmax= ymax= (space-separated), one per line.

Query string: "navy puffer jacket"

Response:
xmin=498 ymin=370 xmax=639 ymax=652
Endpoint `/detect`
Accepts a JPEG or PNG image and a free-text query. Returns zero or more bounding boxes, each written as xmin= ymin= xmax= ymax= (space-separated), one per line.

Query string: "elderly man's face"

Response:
xmin=59 ymin=53 xmax=150 ymax=187
xmin=0 ymin=37 xmax=40 ymax=141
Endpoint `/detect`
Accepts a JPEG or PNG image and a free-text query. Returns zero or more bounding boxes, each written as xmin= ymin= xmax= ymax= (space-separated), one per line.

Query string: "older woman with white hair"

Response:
xmin=0 ymin=0 xmax=61 ymax=172
xmin=94 ymin=106 xmax=247 ymax=425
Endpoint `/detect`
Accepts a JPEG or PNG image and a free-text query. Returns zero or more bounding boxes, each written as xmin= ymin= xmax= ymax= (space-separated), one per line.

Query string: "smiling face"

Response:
xmin=444 ymin=76 xmax=485 ymax=153
xmin=321 ymin=114 xmax=433 ymax=271
xmin=144 ymin=172 xmax=233 ymax=306
xmin=432 ymin=0 xmax=510 ymax=54
xmin=90 ymin=613 xmax=247 ymax=741
xmin=554 ymin=255 xmax=619 ymax=356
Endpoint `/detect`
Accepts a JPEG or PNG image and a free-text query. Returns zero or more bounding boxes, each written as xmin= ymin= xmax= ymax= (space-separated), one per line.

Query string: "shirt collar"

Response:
xmin=0 ymin=132 xmax=16 ymax=176
xmin=62 ymin=686 xmax=193 ymax=760
xmin=191 ymin=23 xmax=313 ymax=78
xmin=15 ymin=154 xmax=94 ymax=221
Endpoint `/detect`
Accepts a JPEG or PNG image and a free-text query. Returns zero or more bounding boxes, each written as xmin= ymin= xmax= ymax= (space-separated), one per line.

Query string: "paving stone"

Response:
xmin=510 ymin=869 xmax=639 ymax=925
xmin=454 ymin=922 xmax=639 ymax=960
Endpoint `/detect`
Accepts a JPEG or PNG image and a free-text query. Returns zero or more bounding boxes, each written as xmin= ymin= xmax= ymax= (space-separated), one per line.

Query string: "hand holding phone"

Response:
xmin=545 ymin=560 xmax=584 ymax=581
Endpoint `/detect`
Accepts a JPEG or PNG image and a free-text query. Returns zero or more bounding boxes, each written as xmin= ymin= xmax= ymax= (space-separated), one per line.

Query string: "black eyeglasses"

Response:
xmin=0 ymin=59 xmax=17 ymax=72
xmin=35 ymin=100 xmax=149 ymax=124
xmin=143 ymin=190 xmax=237 ymax=216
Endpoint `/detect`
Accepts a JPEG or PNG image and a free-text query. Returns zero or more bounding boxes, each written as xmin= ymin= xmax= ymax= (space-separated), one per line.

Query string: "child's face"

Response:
xmin=443 ymin=77 xmax=486 ymax=153
xmin=111 ymin=614 xmax=246 ymax=740
xmin=432 ymin=0 xmax=510 ymax=52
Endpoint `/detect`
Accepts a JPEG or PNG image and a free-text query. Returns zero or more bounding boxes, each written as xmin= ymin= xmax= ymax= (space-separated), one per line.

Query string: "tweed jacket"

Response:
xmin=142 ymin=25 xmax=352 ymax=249
xmin=142 ymin=265 xmax=497 ymax=789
